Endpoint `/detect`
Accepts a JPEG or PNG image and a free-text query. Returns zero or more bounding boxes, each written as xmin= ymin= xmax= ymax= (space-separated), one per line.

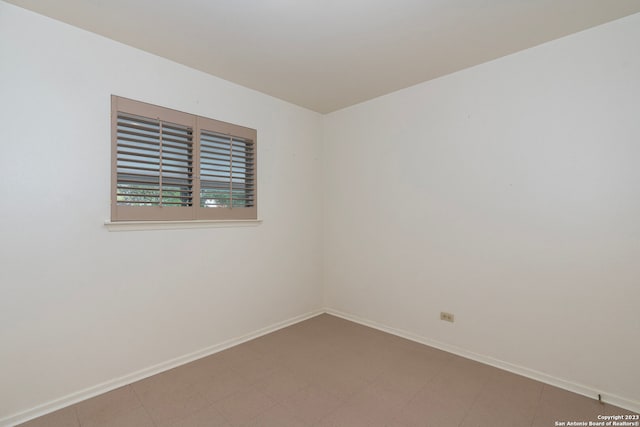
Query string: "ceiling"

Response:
xmin=6 ymin=0 xmax=640 ymax=113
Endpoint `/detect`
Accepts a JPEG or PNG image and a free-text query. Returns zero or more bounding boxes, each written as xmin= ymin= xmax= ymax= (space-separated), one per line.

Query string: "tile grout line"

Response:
xmin=388 ymin=353 xmax=458 ymax=425
xmin=129 ymin=384 xmax=158 ymax=427
xmin=72 ymin=406 xmax=80 ymax=427
xmin=455 ymin=368 xmax=496 ymax=427
xmin=528 ymin=383 xmax=547 ymax=427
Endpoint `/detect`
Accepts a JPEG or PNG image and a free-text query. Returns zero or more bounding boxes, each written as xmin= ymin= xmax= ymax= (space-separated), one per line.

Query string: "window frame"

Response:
xmin=111 ymin=95 xmax=257 ymax=222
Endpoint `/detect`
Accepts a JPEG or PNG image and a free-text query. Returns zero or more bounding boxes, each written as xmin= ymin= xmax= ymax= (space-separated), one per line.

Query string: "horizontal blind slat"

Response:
xmin=116 ymin=112 xmax=194 ymax=208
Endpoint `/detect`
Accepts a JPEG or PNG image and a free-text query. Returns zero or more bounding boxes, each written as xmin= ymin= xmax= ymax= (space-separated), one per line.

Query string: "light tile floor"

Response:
xmin=17 ymin=314 xmax=637 ymax=427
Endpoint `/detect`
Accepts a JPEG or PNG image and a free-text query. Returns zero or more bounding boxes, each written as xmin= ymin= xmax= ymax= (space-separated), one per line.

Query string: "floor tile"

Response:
xmin=315 ymin=383 xmax=408 ymax=427
xmin=81 ymin=405 xmax=155 ymax=427
xmin=135 ymin=383 xmax=210 ymax=426
xmin=212 ymin=388 xmax=276 ymax=425
xmin=308 ymin=370 xmax=370 ymax=401
xmin=396 ymin=386 xmax=475 ymax=427
xmin=460 ymin=370 xmax=543 ymax=427
xmin=281 ymin=385 xmax=344 ymax=424
xmin=166 ymin=402 xmax=231 ymax=427
xmin=215 ymin=345 xmax=262 ymax=369
xmin=353 ymin=382 xmax=412 ymax=412
xmin=16 ymin=406 xmax=79 ymax=427
xmin=242 ymin=404 xmax=308 ymax=427
xmin=372 ymin=369 xmax=431 ymax=402
xmin=75 ymin=385 xmax=142 ymax=426
xmin=132 ymin=363 xmax=206 ymax=400
xmin=231 ymin=355 xmax=282 ymax=383
xmin=187 ymin=353 xmax=239 ymax=378
xmin=253 ymin=367 xmax=309 ymax=402
xmin=314 ymin=402 xmax=386 ymax=427
xmin=196 ymin=370 xmax=253 ymax=403
xmin=531 ymin=385 xmax=605 ymax=427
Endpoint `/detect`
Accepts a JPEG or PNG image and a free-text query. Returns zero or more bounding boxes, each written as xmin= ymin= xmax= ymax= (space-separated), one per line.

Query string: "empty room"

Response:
xmin=1 ymin=1 xmax=639 ymax=426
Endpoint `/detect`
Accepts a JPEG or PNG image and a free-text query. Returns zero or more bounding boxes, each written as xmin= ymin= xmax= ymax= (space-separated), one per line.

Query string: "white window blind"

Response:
xmin=116 ymin=113 xmax=194 ymax=207
xmin=199 ymin=130 xmax=255 ymax=209
xmin=111 ymin=96 xmax=257 ymax=221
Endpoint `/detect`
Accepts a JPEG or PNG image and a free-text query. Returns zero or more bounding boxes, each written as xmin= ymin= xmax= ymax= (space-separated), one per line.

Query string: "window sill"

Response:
xmin=104 ymin=219 xmax=262 ymax=232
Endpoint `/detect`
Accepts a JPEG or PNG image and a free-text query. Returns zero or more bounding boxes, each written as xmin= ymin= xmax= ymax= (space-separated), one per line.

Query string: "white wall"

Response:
xmin=324 ymin=13 xmax=640 ymax=409
xmin=0 ymin=1 xmax=323 ymax=421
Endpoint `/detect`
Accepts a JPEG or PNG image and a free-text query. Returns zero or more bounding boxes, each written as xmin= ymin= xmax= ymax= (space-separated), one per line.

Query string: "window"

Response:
xmin=111 ymin=96 xmax=257 ymax=221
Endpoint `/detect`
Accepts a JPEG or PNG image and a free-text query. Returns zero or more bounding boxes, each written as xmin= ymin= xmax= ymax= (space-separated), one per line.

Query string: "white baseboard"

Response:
xmin=4 ymin=307 xmax=637 ymax=426
xmin=325 ymin=307 xmax=640 ymax=414
xmin=1 ymin=309 xmax=324 ymax=427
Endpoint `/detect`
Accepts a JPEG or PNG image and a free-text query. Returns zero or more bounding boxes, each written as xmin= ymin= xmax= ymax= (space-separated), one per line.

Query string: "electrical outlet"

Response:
xmin=440 ymin=312 xmax=455 ymax=322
